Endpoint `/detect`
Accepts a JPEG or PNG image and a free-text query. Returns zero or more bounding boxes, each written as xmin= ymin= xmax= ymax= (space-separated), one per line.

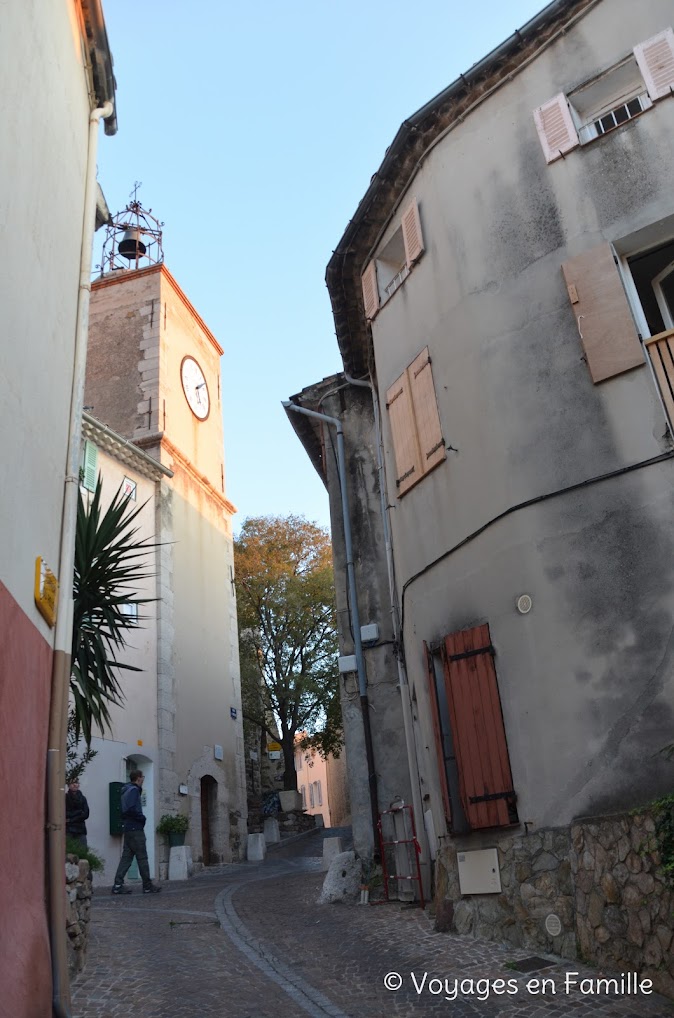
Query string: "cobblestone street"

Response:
xmin=72 ymin=830 xmax=674 ymax=1018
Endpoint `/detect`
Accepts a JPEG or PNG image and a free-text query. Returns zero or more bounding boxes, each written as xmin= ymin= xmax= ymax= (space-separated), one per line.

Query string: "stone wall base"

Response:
xmin=435 ymin=809 xmax=674 ymax=999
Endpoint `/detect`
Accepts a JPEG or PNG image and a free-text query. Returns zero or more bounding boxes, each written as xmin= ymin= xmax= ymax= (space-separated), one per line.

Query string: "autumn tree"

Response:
xmin=234 ymin=515 xmax=342 ymax=791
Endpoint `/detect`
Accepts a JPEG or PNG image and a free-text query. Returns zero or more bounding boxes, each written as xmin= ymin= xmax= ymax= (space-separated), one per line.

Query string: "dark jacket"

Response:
xmin=65 ymin=790 xmax=89 ymax=839
xmin=120 ymin=781 xmax=146 ymax=832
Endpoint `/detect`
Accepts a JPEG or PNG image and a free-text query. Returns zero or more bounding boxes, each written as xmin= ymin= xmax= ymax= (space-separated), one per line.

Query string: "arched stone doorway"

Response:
xmin=200 ymin=775 xmax=218 ymax=865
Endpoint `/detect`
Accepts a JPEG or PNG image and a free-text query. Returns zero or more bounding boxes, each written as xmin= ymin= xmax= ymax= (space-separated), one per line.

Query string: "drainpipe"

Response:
xmin=344 ymin=373 xmax=429 ymax=891
xmin=282 ymin=401 xmax=380 ymax=856
xmin=47 ymin=99 xmax=113 ymax=1018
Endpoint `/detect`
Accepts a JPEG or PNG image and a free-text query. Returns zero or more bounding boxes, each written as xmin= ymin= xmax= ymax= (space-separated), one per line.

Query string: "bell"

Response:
xmin=118 ymin=228 xmax=147 ymax=261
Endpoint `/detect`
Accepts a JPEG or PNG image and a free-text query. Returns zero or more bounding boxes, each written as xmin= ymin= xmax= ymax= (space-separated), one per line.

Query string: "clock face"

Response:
xmin=180 ymin=356 xmax=210 ymax=420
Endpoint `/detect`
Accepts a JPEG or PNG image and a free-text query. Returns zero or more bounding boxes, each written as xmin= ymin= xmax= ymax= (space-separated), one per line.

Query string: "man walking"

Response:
xmin=65 ymin=779 xmax=89 ymax=850
xmin=111 ymin=770 xmax=161 ymax=895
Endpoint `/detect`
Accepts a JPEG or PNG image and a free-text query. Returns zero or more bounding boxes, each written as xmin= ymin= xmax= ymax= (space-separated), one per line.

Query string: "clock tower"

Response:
xmin=84 ymin=202 xmax=247 ymax=865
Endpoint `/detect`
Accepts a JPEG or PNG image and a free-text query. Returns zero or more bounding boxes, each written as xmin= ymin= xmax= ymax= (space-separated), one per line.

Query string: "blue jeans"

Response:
xmin=114 ymin=829 xmax=151 ymax=887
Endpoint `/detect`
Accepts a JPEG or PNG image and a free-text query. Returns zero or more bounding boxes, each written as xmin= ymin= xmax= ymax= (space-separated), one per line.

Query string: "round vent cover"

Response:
xmin=516 ymin=594 xmax=532 ymax=614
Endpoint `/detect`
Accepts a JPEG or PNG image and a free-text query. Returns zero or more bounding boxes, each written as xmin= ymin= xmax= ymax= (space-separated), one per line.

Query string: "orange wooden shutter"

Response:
xmin=401 ymin=199 xmax=424 ymax=266
xmin=634 ymin=28 xmax=674 ymax=101
xmin=386 ymin=370 xmax=421 ymax=496
xmin=361 ymin=260 xmax=379 ymax=320
xmin=533 ymin=94 xmax=579 ymax=164
xmin=424 ymin=642 xmax=452 ymax=827
xmin=561 ymin=243 xmax=643 ymax=383
xmin=408 ymin=347 xmax=445 ymax=475
xmin=442 ymin=624 xmax=515 ymax=830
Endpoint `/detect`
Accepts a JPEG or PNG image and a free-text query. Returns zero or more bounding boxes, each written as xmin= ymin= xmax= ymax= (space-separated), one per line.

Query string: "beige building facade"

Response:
xmin=85 ymin=262 xmax=247 ymax=870
xmin=0 ymin=2 xmax=116 ymax=1014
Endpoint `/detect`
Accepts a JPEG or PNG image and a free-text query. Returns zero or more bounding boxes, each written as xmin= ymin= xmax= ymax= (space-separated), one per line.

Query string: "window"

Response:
xmin=120 ymin=603 xmax=139 ymax=623
xmin=295 ymin=750 xmax=303 ymax=771
xmin=385 ymin=347 xmax=445 ymax=496
xmin=533 ymin=28 xmax=674 ymax=164
xmin=314 ymin=781 xmax=322 ymax=807
xmin=309 ymin=783 xmax=315 ymax=808
xmin=561 ymin=222 xmax=674 ymax=434
xmin=81 ymin=440 xmax=98 ymax=492
xmin=425 ymin=624 xmax=518 ymax=833
xmin=300 ymin=785 xmax=306 ymax=808
xmin=361 ymin=198 xmax=424 ymax=319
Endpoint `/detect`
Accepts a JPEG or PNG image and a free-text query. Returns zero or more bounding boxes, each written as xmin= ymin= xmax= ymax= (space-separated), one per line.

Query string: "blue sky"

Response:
xmin=99 ymin=0 xmax=547 ymax=532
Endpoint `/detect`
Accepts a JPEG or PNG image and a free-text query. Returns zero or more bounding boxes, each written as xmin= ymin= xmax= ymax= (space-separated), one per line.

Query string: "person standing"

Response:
xmin=65 ymin=779 xmax=89 ymax=850
xmin=111 ymin=770 xmax=161 ymax=895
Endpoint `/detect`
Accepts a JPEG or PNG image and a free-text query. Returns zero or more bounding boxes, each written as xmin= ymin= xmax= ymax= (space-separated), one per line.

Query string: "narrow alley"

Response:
xmin=71 ymin=829 xmax=673 ymax=1018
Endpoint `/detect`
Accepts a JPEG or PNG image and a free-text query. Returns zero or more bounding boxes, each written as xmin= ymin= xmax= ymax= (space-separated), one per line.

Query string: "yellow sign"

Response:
xmin=34 ymin=557 xmax=59 ymax=628
xmin=267 ymin=741 xmax=282 ymax=752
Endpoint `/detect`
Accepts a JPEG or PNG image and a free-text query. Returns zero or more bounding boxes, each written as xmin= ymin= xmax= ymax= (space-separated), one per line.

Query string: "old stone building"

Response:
xmin=288 ymin=0 xmax=674 ymax=995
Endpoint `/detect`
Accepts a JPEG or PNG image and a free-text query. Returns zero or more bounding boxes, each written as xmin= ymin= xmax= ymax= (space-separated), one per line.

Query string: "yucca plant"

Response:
xmin=71 ymin=475 xmax=157 ymax=745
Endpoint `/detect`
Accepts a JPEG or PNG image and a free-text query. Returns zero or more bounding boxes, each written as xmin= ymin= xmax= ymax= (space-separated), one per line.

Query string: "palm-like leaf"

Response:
xmin=71 ymin=476 xmax=158 ymax=745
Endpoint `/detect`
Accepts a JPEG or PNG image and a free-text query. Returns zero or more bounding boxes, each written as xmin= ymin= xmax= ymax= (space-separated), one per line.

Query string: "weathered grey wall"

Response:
xmin=367 ymin=0 xmax=674 ymax=840
xmin=317 ymin=384 xmax=412 ymax=859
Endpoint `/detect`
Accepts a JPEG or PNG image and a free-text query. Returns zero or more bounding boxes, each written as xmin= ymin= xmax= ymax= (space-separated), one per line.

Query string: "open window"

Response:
xmin=361 ymin=199 xmax=425 ymax=319
xmin=424 ymin=624 xmax=518 ymax=833
xmin=562 ymin=221 xmax=674 ymax=432
xmin=534 ymin=28 xmax=674 ymax=163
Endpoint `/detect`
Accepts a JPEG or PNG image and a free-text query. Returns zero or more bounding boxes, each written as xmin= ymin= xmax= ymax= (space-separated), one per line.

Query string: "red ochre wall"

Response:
xmin=0 ymin=580 xmax=53 ymax=1018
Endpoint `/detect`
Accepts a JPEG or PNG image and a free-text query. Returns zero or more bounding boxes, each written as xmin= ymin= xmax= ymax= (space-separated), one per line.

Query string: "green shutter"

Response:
xmin=82 ymin=440 xmax=98 ymax=492
xmin=109 ymin=781 xmax=124 ymax=835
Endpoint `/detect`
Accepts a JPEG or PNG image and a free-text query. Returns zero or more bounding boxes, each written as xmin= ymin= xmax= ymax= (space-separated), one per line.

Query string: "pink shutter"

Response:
xmin=408 ymin=347 xmax=445 ymax=475
xmin=361 ymin=260 xmax=379 ymax=321
xmin=386 ymin=371 xmax=421 ymax=496
xmin=401 ymin=199 xmax=424 ymax=266
xmin=634 ymin=29 xmax=674 ymax=101
xmin=533 ymin=94 xmax=579 ymax=164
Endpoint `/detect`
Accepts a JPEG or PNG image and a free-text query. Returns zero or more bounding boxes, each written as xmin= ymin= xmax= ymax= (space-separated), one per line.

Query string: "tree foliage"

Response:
xmin=234 ymin=515 xmax=342 ymax=790
xmin=71 ymin=476 xmax=156 ymax=745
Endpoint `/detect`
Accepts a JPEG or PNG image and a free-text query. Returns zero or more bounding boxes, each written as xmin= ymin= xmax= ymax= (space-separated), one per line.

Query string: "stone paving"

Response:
xmin=72 ymin=829 xmax=674 ymax=1018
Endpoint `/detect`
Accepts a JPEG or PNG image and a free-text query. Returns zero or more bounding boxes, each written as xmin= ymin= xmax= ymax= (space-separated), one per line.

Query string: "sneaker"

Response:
xmin=111 ymin=884 xmax=132 ymax=895
xmin=143 ymin=884 xmax=161 ymax=894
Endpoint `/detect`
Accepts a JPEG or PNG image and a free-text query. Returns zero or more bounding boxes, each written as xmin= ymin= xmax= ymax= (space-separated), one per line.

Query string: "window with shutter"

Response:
xmin=82 ymin=440 xmax=98 ymax=492
xmin=385 ymin=347 xmax=445 ymax=497
xmin=368 ymin=199 xmax=425 ymax=309
xmin=440 ymin=623 xmax=517 ymax=831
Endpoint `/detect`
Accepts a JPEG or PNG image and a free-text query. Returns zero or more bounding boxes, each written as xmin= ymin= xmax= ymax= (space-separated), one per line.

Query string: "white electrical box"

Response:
xmin=338 ymin=654 xmax=357 ymax=673
xmin=457 ymin=848 xmax=501 ymax=894
xmin=360 ymin=623 xmax=380 ymax=643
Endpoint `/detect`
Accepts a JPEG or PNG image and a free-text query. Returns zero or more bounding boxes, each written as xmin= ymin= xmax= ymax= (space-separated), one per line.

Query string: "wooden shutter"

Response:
xmin=401 ymin=199 xmax=424 ymax=266
xmin=361 ymin=260 xmax=380 ymax=321
xmin=442 ymin=624 xmax=515 ymax=830
xmin=424 ymin=642 xmax=452 ymax=827
xmin=533 ymin=94 xmax=579 ymax=164
xmin=408 ymin=347 xmax=445 ymax=474
xmin=645 ymin=328 xmax=674 ymax=431
xmin=82 ymin=440 xmax=98 ymax=492
xmin=561 ymin=244 xmax=643 ymax=383
xmin=634 ymin=28 xmax=674 ymax=101
xmin=386 ymin=370 xmax=421 ymax=496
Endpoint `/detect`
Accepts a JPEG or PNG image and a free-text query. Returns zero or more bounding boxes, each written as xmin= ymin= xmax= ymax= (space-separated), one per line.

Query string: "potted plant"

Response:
xmin=157 ymin=813 xmax=189 ymax=847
